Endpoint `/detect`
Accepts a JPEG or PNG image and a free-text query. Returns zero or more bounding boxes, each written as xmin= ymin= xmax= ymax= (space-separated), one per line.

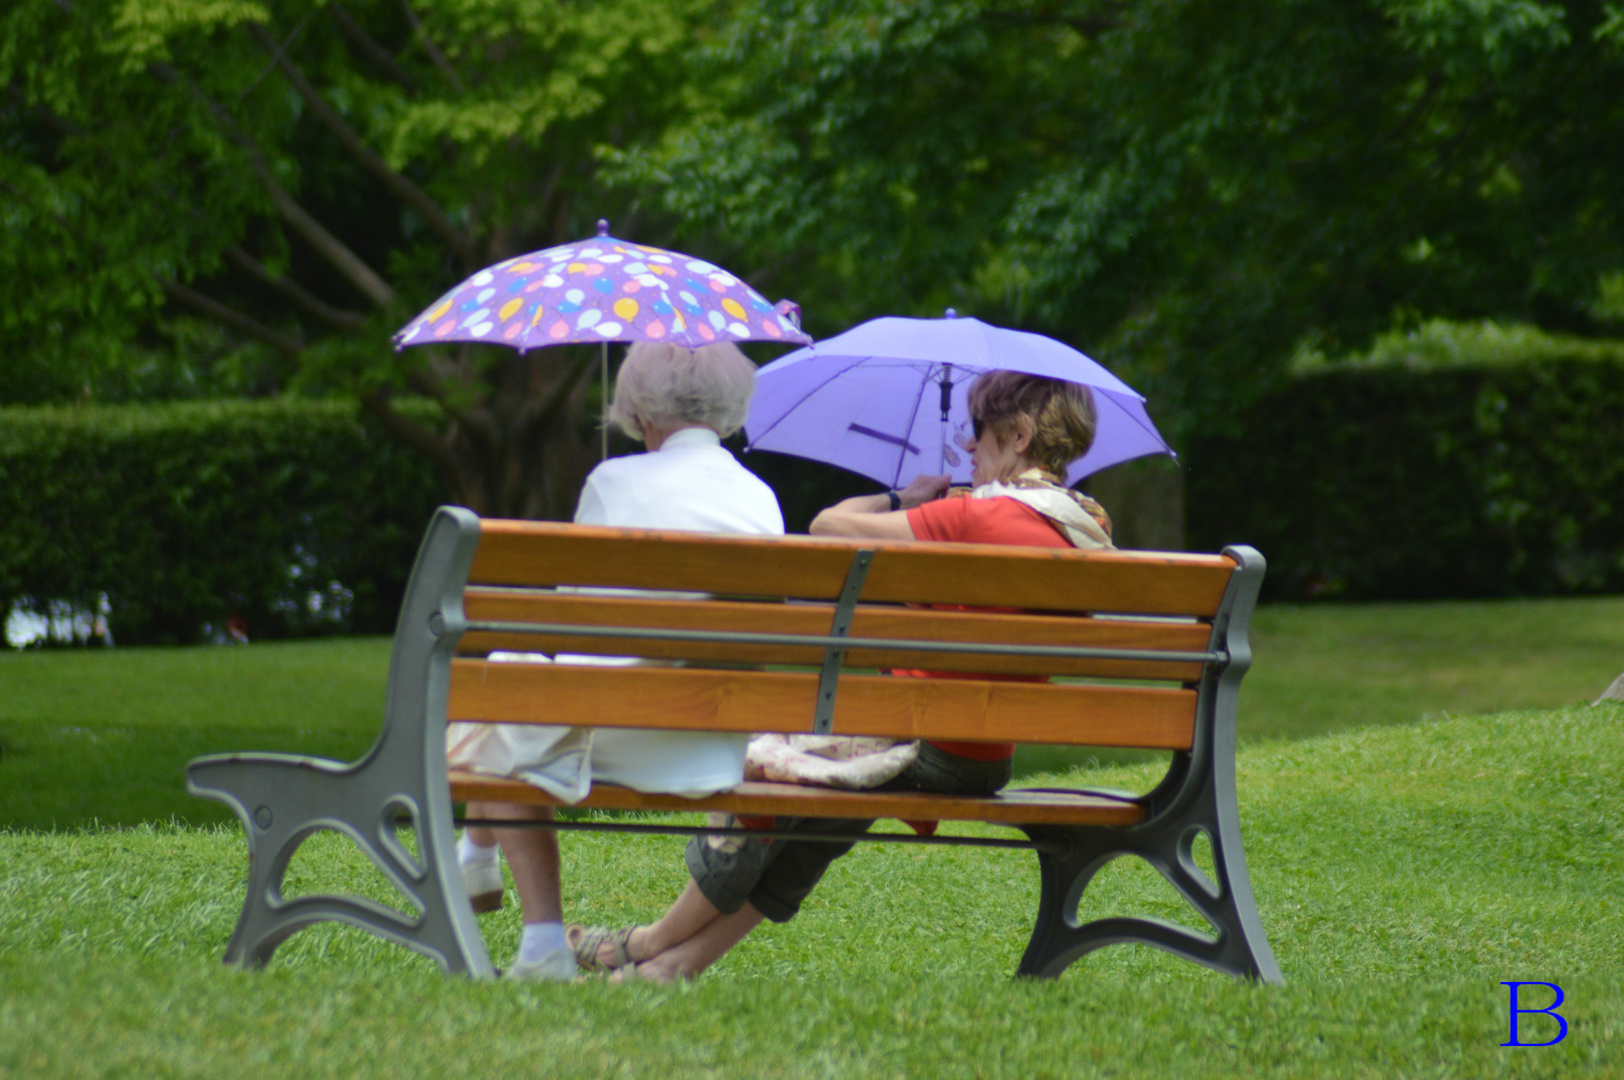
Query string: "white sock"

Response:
xmin=458 ymin=834 xmax=499 ymax=868
xmin=518 ymin=922 xmax=569 ymax=964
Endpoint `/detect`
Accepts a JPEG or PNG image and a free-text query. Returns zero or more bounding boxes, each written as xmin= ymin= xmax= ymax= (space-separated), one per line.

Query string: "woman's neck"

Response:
xmin=641 ymin=422 xmax=709 ymax=451
xmin=986 ymin=459 xmax=1040 ymax=485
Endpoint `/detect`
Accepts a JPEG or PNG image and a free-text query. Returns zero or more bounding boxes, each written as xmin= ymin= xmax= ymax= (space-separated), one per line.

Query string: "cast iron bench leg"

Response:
xmin=187 ymin=749 xmax=493 ymax=977
xmin=1017 ymin=808 xmax=1281 ymax=983
xmin=186 ymin=508 xmax=492 ymax=977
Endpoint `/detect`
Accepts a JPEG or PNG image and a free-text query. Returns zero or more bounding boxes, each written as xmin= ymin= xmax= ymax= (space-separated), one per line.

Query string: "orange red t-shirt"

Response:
xmin=900 ymin=493 xmax=1080 ymax=762
xmin=906 ymin=490 xmax=1075 ymax=547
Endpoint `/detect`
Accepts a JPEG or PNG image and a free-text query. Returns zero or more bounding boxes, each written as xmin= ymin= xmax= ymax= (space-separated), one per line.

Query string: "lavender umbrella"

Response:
xmin=392 ymin=221 xmax=812 ymax=454
xmin=744 ymin=312 xmax=1174 ymax=487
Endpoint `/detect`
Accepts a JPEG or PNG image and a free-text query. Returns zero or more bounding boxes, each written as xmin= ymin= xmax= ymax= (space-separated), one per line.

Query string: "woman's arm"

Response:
xmin=808 ymin=475 xmax=949 ymax=539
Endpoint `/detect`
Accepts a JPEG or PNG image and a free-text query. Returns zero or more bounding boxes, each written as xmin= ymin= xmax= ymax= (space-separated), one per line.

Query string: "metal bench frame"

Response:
xmin=188 ymin=506 xmax=1281 ymax=984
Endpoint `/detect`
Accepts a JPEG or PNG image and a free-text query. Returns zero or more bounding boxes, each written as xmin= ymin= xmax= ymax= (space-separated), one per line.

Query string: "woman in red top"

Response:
xmin=573 ymin=371 xmax=1112 ymax=981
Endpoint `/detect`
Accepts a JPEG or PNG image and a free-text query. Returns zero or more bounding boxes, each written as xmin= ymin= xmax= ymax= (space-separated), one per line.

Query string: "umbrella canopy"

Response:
xmin=744 ymin=314 xmax=1173 ymax=487
xmin=392 ymin=222 xmax=811 ymax=353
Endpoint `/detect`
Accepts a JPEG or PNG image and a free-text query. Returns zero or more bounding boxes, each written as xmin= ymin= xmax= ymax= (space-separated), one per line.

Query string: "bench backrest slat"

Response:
xmin=445 ymin=518 xmax=1252 ymax=753
xmin=469 ymin=521 xmax=1235 ymax=616
xmin=448 ymin=659 xmax=1198 ymax=749
xmin=459 ymin=589 xmax=1210 ymax=682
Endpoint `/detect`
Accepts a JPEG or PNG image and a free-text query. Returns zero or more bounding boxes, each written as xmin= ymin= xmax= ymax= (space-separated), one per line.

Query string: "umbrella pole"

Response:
xmin=600 ymin=341 xmax=609 ymax=460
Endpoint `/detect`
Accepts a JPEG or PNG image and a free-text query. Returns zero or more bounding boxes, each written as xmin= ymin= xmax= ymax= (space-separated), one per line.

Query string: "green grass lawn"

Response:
xmin=4 ymin=596 xmax=1622 ymax=829
xmin=1243 ymin=596 xmax=1624 ymax=738
xmin=0 ymin=636 xmax=389 ymax=829
xmin=3 ymin=704 xmax=1621 ymax=1078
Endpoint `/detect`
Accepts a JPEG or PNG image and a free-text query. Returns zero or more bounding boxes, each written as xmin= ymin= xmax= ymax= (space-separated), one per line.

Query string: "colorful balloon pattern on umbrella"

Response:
xmin=392 ymin=233 xmax=811 ymax=352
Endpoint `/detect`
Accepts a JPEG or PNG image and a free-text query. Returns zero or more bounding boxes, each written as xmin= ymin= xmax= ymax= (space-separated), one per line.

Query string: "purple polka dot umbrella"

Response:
xmin=392 ymin=220 xmax=810 ymax=353
xmin=392 ymin=220 xmax=812 ymax=455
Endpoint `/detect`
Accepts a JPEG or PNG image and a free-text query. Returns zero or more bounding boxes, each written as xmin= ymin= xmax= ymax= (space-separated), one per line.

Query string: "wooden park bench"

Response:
xmin=188 ymin=506 xmax=1282 ymax=984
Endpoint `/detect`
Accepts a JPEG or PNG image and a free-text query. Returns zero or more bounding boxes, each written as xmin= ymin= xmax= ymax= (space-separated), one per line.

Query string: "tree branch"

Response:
xmin=146 ymin=61 xmax=398 ymax=310
xmin=245 ymin=22 xmax=468 ymax=258
xmin=329 ymin=1 xmax=419 ymax=95
xmin=743 ymin=248 xmax=808 ymax=293
xmin=403 ymin=356 xmax=501 ymax=448
xmin=400 ymin=0 xmax=465 ymax=93
xmin=267 ymin=181 xmax=398 ymax=308
xmin=980 ymin=6 xmax=1128 ymax=38
xmin=535 ymin=161 xmax=564 ymax=226
xmin=520 ymin=351 xmax=595 ymax=431
xmin=160 ymin=278 xmax=306 ymax=357
xmin=224 ymin=245 xmax=370 ymax=332
xmin=360 ymin=390 xmax=458 ymax=474
xmin=7 ymin=85 xmax=89 ymax=139
xmin=232 ymin=11 xmax=315 ymax=106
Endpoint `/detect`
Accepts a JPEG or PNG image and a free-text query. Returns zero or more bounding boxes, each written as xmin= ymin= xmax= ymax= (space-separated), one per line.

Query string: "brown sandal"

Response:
xmin=567 ymin=924 xmax=639 ymax=973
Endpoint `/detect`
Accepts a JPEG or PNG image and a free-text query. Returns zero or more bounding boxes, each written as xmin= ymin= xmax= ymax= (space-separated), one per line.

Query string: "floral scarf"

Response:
xmin=969 ymin=467 xmax=1114 ymax=549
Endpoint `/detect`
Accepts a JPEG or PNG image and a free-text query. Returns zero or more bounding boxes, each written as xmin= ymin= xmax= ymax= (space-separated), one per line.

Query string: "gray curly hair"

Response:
xmin=608 ymin=340 xmax=758 ymax=440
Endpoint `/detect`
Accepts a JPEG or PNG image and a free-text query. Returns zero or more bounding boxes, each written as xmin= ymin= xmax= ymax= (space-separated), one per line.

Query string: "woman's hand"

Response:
xmin=808 ymin=474 xmax=948 ymax=538
xmin=896 ymin=474 xmax=950 ymax=509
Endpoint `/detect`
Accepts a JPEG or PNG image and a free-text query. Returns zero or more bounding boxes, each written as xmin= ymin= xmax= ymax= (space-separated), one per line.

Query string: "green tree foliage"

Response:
xmin=618 ymin=0 xmax=1624 ymax=439
xmin=1 ymin=0 xmax=707 ymax=517
xmin=7 ymin=0 xmax=1623 ymax=505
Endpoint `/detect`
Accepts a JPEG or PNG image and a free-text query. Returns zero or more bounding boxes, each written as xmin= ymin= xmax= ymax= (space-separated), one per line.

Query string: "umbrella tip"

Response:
xmin=944 ymin=307 xmax=958 ymax=319
xmin=597 ymin=218 xmax=610 ymax=237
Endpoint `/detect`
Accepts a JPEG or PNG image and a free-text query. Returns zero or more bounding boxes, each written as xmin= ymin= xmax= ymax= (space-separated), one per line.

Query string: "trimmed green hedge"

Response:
xmin=0 ymin=401 xmax=445 ymax=644
xmin=1186 ymin=354 xmax=1624 ymax=600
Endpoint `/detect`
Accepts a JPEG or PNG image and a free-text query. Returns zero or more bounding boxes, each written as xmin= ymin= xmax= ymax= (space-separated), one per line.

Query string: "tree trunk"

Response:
xmin=437 ymin=350 xmax=599 ymax=521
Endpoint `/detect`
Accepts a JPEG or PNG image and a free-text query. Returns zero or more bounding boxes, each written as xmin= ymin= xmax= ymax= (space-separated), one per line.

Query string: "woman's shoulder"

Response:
xmin=584 ymin=450 xmax=651 ymax=480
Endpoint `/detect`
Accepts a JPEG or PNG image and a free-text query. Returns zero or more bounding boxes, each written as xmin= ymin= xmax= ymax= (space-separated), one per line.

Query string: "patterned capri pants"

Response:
xmin=683 ymin=741 xmax=1013 ymax=923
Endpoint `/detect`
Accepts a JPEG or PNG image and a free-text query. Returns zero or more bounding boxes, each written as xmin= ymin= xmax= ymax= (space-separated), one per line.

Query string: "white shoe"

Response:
xmin=463 ymin=860 xmax=504 ymax=913
xmin=503 ymin=947 xmax=577 ymax=982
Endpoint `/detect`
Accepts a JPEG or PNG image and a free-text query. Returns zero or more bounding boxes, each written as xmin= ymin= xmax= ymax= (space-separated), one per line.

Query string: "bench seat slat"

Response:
xmin=470 ymin=522 xmax=1236 ymax=616
xmin=448 ymin=659 xmax=1197 ymax=750
xmin=459 ymin=590 xmax=1210 ymax=681
xmin=448 ymin=772 xmax=1149 ymax=827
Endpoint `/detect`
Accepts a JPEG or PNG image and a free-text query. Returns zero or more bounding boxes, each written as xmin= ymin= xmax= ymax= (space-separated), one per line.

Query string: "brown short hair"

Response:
xmin=967 ymin=371 xmax=1097 ymax=477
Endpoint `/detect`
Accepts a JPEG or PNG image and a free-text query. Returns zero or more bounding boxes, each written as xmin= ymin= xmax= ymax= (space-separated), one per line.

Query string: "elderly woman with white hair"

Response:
xmin=449 ymin=340 xmax=783 ymax=981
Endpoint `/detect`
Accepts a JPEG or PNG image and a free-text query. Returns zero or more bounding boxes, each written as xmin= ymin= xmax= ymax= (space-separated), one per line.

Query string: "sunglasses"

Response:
xmin=951 ymin=417 xmax=986 ymax=451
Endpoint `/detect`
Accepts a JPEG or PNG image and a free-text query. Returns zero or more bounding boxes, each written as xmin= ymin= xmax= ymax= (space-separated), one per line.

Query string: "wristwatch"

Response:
xmin=887 ymin=490 xmax=902 ymax=511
